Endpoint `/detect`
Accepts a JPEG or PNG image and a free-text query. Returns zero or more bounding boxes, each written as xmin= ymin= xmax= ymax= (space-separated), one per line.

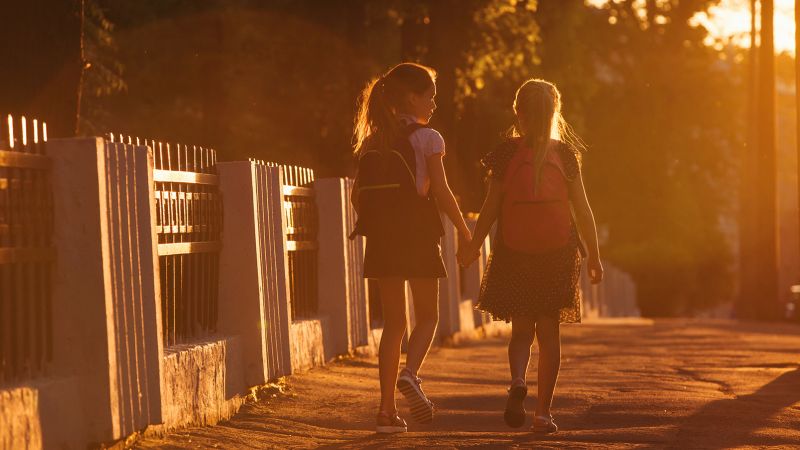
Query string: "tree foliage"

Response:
xmin=79 ymin=0 xmax=127 ymax=135
xmin=0 ymin=0 xmax=83 ymax=137
xmin=79 ymin=0 xmax=745 ymax=315
xmin=574 ymin=0 xmax=745 ymax=315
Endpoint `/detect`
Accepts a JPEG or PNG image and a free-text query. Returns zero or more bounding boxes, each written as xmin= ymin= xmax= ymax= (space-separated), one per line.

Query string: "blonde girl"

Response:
xmin=459 ymin=79 xmax=603 ymax=433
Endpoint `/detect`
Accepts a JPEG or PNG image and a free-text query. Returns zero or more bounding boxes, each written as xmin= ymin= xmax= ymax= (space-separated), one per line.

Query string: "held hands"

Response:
xmin=588 ymin=255 xmax=604 ymax=284
xmin=457 ymin=233 xmax=481 ymax=268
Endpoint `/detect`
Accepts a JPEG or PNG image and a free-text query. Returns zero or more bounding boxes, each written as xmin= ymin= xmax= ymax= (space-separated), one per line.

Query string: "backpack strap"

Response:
xmin=392 ymin=122 xmax=429 ymax=186
xmin=355 ymin=122 xmax=427 ymax=190
xmin=402 ymin=122 xmax=427 ymax=135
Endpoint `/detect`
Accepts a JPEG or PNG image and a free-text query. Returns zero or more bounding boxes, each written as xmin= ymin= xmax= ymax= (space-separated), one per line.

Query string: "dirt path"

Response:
xmin=135 ymin=319 xmax=800 ymax=449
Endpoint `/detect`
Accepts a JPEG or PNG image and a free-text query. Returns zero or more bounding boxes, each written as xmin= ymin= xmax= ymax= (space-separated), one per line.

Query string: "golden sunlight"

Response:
xmin=585 ymin=0 xmax=796 ymax=54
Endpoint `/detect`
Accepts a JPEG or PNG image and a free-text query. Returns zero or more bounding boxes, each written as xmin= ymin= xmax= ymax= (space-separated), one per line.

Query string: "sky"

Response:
xmin=704 ymin=0 xmax=795 ymax=54
xmin=586 ymin=0 xmax=796 ymax=54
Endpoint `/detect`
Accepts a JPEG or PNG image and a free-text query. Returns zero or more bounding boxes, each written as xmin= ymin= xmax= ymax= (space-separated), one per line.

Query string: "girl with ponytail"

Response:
xmin=350 ymin=62 xmax=472 ymax=434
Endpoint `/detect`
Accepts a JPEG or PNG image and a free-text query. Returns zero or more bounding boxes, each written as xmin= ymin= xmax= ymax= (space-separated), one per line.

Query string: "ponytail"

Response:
xmin=511 ymin=79 xmax=586 ymax=189
xmin=352 ymin=63 xmax=437 ymax=155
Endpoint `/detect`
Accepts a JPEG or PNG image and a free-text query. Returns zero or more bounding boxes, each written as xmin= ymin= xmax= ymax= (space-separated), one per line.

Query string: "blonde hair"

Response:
xmin=352 ymin=62 xmax=437 ymax=155
xmin=511 ymin=79 xmax=585 ymax=187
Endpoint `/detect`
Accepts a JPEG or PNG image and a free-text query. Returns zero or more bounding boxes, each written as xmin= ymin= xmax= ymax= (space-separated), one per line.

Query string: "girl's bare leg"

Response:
xmin=508 ymin=318 xmax=536 ymax=384
xmin=404 ymin=278 xmax=439 ymax=376
xmin=377 ymin=277 xmax=407 ymax=414
xmin=534 ymin=316 xmax=561 ymax=417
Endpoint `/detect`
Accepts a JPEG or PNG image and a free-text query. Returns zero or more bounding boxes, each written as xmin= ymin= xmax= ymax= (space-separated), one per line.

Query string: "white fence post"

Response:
xmin=314 ymin=178 xmax=370 ymax=360
xmin=462 ymin=215 xmax=491 ymax=328
xmin=46 ymin=138 xmax=163 ymax=445
xmin=580 ymin=261 xmax=639 ymax=318
xmin=437 ymin=214 xmax=471 ymax=339
xmin=255 ymin=164 xmax=294 ymax=378
xmin=217 ymin=161 xmax=273 ymax=385
xmin=343 ymin=178 xmax=374 ymax=354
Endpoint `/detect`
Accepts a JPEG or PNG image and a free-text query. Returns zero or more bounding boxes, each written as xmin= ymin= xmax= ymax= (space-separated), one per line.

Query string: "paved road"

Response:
xmin=136 ymin=319 xmax=800 ymax=449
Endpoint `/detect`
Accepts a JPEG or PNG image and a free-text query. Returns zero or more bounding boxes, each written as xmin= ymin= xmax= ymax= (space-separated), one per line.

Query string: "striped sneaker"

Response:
xmin=396 ymin=368 xmax=435 ymax=424
xmin=532 ymin=414 xmax=558 ymax=433
xmin=376 ymin=411 xmax=407 ymax=434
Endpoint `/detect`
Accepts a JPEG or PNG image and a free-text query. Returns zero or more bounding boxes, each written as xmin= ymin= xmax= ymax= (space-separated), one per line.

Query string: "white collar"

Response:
xmin=397 ymin=113 xmax=419 ymax=125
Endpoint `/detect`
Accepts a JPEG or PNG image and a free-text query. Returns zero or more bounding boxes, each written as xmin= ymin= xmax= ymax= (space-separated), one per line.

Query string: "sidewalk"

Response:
xmin=135 ymin=319 xmax=800 ymax=449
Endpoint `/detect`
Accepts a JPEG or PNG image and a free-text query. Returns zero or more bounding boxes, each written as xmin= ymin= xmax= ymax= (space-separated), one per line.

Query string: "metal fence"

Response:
xmin=278 ymin=164 xmax=318 ymax=320
xmin=110 ymin=135 xmax=222 ymax=347
xmin=0 ymin=114 xmax=52 ymax=384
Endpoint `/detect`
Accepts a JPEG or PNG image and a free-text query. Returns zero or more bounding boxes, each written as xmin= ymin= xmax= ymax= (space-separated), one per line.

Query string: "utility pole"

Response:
xmin=740 ymin=0 xmax=760 ymax=319
xmin=756 ymin=0 xmax=779 ymax=319
xmin=795 ymin=0 xmax=800 ymax=312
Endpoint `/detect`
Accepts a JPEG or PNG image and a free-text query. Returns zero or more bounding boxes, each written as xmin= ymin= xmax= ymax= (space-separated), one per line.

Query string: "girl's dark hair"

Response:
xmin=353 ymin=62 xmax=436 ymax=155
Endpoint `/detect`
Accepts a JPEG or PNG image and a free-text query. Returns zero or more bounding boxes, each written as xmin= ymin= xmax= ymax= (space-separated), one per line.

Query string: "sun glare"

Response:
xmin=707 ymin=0 xmax=795 ymax=54
xmin=585 ymin=0 xmax=796 ymax=55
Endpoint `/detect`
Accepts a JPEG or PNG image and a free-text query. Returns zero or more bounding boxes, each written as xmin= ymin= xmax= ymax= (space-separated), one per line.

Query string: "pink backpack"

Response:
xmin=501 ymin=140 xmax=572 ymax=254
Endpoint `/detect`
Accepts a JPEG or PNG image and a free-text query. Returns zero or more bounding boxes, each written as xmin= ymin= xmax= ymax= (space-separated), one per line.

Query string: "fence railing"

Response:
xmin=110 ymin=135 xmax=222 ymax=347
xmin=278 ymin=163 xmax=318 ymax=320
xmin=0 ymin=114 xmax=52 ymax=385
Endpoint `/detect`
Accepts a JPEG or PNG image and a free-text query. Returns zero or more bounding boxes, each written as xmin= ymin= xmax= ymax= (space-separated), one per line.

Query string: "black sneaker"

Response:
xmin=396 ymin=368 xmax=435 ymax=424
xmin=504 ymin=384 xmax=527 ymax=428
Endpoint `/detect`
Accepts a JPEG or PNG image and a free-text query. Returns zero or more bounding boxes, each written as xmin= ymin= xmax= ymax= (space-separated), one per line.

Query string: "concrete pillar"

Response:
xmin=463 ymin=216 xmax=493 ymax=327
xmin=580 ymin=262 xmax=639 ymax=318
xmin=217 ymin=161 xmax=269 ymax=386
xmin=603 ymin=264 xmax=639 ymax=317
xmin=437 ymin=216 xmax=458 ymax=337
xmin=437 ymin=214 xmax=475 ymax=339
xmin=257 ymin=164 xmax=294 ymax=378
xmin=314 ymin=178 xmax=370 ymax=360
xmin=217 ymin=161 xmax=293 ymax=381
xmin=47 ymin=138 xmax=163 ymax=444
xmin=342 ymin=178 xmax=371 ymax=352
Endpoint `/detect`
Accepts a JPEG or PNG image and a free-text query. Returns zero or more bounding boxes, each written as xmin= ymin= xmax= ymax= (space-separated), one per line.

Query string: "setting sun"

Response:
xmin=706 ymin=0 xmax=795 ymax=54
xmin=586 ymin=0 xmax=796 ymax=54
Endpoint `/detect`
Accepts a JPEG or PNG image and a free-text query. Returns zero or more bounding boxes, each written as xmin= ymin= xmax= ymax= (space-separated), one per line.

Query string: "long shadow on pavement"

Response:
xmin=673 ymin=367 xmax=800 ymax=449
xmin=316 ymin=431 xmax=562 ymax=450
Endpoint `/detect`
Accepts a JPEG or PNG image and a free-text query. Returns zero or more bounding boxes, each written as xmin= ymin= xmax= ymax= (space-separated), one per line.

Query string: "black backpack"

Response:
xmin=349 ymin=123 xmax=443 ymax=241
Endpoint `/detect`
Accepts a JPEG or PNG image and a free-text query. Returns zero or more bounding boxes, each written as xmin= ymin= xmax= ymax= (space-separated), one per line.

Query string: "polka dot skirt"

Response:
xmin=475 ymin=138 xmax=583 ymax=324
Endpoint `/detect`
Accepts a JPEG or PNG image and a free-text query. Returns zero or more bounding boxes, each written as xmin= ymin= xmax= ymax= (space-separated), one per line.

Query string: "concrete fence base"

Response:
xmin=0 ymin=386 xmax=43 ymax=450
xmin=289 ymin=320 xmax=327 ymax=371
xmin=160 ymin=337 xmax=246 ymax=430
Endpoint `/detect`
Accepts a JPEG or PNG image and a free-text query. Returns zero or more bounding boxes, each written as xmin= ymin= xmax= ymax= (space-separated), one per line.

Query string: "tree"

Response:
xmin=78 ymin=0 xmax=127 ymax=135
xmin=83 ymin=0 xmax=745 ymax=317
xmin=94 ymin=0 xmax=542 ymax=181
xmin=433 ymin=0 xmax=541 ymax=207
xmin=576 ymin=0 xmax=745 ymax=315
xmin=0 ymin=0 xmax=83 ymax=137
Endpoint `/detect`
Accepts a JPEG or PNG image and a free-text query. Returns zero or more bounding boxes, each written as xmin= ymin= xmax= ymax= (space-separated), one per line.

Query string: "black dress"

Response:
xmin=363 ymin=235 xmax=447 ymax=279
xmin=475 ymin=140 xmax=583 ymax=323
xmin=358 ymin=125 xmax=447 ymax=280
